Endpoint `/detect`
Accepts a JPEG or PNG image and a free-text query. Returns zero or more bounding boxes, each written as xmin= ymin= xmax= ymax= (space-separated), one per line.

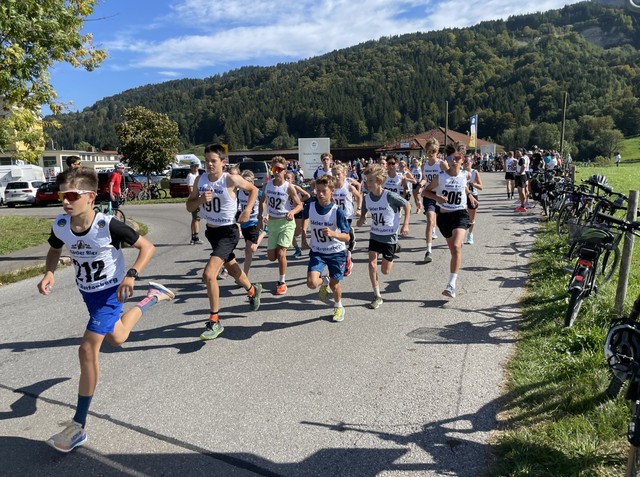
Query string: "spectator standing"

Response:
xmin=186 ymin=159 xmax=203 ymax=244
xmin=108 ymin=163 xmax=125 ymax=209
xmin=66 ymin=156 xmax=81 ymax=170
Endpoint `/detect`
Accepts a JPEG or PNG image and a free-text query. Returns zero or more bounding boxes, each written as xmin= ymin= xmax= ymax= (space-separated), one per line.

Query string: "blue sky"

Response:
xmin=49 ymin=0 xmax=584 ymax=113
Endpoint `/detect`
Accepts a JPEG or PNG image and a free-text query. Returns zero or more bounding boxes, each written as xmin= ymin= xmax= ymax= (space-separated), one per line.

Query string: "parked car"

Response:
xmin=238 ymin=159 xmax=270 ymax=188
xmin=4 ymin=180 xmax=45 ymax=207
xmin=97 ymin=171 xmax=144 ymax=201
xmin=169 ymin=167 xmax=206 ymax=198
xmin=35 ymin=181 xmax=61 ymax=206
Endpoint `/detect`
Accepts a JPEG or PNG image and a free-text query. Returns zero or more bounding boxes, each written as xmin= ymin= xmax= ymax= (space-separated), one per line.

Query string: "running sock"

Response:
xmin=279 ymin=274 xmax=286 ymax=283
xmin=427 ymin=243 xmax=432 ymax=253
xmin=247 ymin=285 xmax=256 ymax=297
xmin=73 ymin=395 xmax=93 ymax=428
xmin=335 ymin=300 xmax=343 ymax=308
xmin=209 ymin=312 xmax=219 ymax=323
xmin=374 ymin=285 xmax=380 ymax=297
xmin=448 ymin=273 xmax=458 ymax=288
xmin=136 ymin=295 xmax=158 ymax=313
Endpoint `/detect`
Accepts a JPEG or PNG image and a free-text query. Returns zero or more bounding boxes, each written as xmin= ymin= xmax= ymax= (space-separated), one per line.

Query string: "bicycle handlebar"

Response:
xmin=596 ymin=212 xmax=640 ymax=234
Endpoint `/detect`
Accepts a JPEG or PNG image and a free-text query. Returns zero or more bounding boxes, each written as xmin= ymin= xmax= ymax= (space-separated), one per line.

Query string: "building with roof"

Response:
xmin=379 ymin=127 xmax=502 ymax=155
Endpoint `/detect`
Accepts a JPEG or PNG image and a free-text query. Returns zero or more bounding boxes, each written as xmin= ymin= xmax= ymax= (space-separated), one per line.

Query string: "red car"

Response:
xmin=35 ymin=181 xmax=61 ymax=206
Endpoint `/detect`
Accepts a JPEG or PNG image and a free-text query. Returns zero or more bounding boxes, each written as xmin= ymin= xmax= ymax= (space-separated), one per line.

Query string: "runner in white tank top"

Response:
xmin=423 ymin=152 xmax=477 ymax=299
xmin=186 ymin=145 xmax=262 ymax=341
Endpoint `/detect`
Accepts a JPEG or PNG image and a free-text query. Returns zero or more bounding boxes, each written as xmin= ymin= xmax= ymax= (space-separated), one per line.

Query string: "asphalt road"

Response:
xmin=0 ymin=173 xmax=538 ymax=477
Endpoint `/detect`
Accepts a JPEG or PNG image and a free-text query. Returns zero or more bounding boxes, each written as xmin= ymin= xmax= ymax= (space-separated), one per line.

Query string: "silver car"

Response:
xmin=5 ymin=180 xmax=44 ymax=207
xmin=238 ymin=159 xmax=271 ymax=188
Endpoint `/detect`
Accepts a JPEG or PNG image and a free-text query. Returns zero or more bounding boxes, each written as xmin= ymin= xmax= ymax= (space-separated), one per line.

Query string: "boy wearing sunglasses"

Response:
xmin=259 ymin=156 xmax=303 ymax=295
xmin=38 ymin=168 xmax=175 ymax=453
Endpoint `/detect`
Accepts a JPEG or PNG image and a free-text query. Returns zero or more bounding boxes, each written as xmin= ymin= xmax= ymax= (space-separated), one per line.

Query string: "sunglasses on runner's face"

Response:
xmin=58 ymin=190 xmax=93 ymax=202
xmin=271 ymin=166 xmax=285 ymax=173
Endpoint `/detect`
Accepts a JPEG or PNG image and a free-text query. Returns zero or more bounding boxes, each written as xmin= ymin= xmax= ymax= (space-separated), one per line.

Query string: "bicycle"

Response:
xmin=603 ymin=217 xmax=640 ymax=474
xmin=563 ymin=213 xmax=625 ymax=327
xmin=94 ymin=200 xmax=126 ymax=222
xmin=137 ymin=182 xmax=167 ymax=200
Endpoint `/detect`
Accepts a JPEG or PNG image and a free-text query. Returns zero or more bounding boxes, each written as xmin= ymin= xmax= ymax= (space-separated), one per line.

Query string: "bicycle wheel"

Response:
xmin=557 ymin=204 xmax=576 ymax=240
xmin=157 ymin=188 xmax=167 ymax=199
xmin=112 ymin=209 xmax=126 ymax=222
xmin=564 ymin=288 xmax=584 ymax=327
xmin=627 ymin=445 xmax=640 ymax=477
xmin=606 ymin=375 xmax=626 ymax=399
xmin=596 ymin=246 xmax=620 ymax=288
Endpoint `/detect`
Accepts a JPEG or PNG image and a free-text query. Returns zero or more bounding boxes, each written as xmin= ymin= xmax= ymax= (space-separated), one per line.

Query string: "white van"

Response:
xmin=0 ymin=165 xmax=46 ymax=205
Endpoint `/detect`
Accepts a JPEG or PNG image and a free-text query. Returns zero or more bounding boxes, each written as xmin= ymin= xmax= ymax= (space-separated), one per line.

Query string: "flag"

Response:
xmin=469 ymin=115 xmax=477 ymax=148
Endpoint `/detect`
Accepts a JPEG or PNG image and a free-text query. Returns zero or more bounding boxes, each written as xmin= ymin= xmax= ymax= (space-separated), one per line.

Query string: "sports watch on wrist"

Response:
xmin=125 ymin=268 xmax=139 ymax=280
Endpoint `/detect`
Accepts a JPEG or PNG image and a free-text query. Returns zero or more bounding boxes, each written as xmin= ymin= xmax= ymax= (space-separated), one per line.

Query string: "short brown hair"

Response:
xmin=315 ymin=174 xmax=336 ymax=189
xmin=56 ymin=167 xmax=98 ymax=192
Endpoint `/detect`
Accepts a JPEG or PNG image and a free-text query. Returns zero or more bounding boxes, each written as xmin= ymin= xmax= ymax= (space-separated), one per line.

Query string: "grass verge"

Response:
xmin=489 ymin=217 xmax=640 ymax=476
xmin=0 ymin=216 xmax=53 ymax=255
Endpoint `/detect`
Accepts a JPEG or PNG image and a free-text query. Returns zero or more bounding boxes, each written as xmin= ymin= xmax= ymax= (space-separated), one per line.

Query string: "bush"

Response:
xmin=594 ymin=155 xmax=613 ymax=167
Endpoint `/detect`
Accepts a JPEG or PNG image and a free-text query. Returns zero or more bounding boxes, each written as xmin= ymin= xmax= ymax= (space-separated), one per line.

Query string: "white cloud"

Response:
xmin=106 ymin=0 xmax=584 ymax=71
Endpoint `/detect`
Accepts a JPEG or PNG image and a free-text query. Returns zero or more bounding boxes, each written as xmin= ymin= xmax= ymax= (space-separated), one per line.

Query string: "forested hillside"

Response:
xmin=46 ymin=1 xmax=640 ymax=160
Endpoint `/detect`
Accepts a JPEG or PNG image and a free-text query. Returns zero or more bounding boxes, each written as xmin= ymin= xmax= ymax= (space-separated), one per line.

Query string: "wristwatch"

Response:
xmin=125 ymin=268 xmax=139 ymax=280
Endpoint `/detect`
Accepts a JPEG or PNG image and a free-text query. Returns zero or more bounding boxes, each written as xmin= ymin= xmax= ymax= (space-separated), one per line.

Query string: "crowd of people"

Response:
xmin=38 ymin=140 xmax=555 ymax=453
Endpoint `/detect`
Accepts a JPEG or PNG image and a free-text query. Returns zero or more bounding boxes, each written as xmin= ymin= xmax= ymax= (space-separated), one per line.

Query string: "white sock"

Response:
xmin=322 ymin=275 xmax=330 ymax=287
xmin=335 ymin=301 xmax=343 ymax=308
xmin=279 ymin=274 xmax=286 ymax=283
xmin=449 ymin=273 xmax=458 ymax=288
xmin=374 ymin=285 xmax=380 ymax=297
xmin=427 ymin=243 xmax=432 ymax=253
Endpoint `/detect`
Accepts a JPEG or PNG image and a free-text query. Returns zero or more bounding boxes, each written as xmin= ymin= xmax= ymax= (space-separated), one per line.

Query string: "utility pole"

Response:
xmin=560 ymin=92 xmax=568 ymax=157
xmin=444 ymin=101 xmax=449 ymax=149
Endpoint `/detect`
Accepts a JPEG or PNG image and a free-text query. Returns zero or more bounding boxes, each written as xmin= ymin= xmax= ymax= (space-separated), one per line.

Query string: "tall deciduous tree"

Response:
xmin=116 ymin=107 xmax=180 ymax=180
xmin=0 ymin=0 xmax=105 ymax=160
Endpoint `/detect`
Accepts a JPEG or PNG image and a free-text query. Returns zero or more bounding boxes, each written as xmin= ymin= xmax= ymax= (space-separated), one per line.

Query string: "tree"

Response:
xmin=116 ymin=107 xmax=180 ymax=179
xmin=592 ymin=128 xmax=624 ymax=159
xmin=0 ymin=0 xmax=106 ymax=161
xmin=0 ymin=0 xmax=105 ymax=113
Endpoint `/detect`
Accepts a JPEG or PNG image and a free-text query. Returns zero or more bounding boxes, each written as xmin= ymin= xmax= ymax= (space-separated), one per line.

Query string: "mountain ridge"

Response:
xmin=46 ymin=1 xmax=640 ymax=159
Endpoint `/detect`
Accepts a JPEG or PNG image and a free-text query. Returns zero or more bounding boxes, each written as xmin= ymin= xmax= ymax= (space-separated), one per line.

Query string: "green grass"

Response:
xmin=0 ymin=216 xmax=53 ymax=255
xmin=490 ymin=162 xmax=640 ymax=476
xmin=621 ymin=136 xmax=640 ymax=162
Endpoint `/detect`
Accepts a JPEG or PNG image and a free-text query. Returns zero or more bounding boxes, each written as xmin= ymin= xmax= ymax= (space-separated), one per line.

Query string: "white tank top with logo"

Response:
xmin=436 ymin=171 xmax=468 ymax=212
xmin=411 ymin=166 xmax=422 ymax=183
xmin=238 ymin=189 xmax=259 ymax=222
xmin=365 ymin=190 xmax=398 ymax=235
xmin=308 ymin=204 xmax=346 ymax=254
xmin=383 ymin=174 xmax=403 ymax=194
xmin=265 ymin=181 xmax=292 ymax=218
xmin=505 ymin=158 xmax=517 ymax=173
xmin=332 ymin=182 xmax=355 ymax=220
xmin=53 ymin=213 xmax=124 ymax=293
xmin=422 ymin=160 xmax=441 ymax=186
xmin=198 ymin=173 xmax=237 ymax=226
